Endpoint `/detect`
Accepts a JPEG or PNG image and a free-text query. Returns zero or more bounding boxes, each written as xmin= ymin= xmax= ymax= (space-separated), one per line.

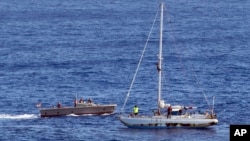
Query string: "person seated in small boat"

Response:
xmin=57 ymin=102 xmax=61 ymax=108
xmin=79 ymin=97 xmax=84 ymax=103
xmin=88 ymin=98 xmax=92 ymax=104
xmin=74 ymin=98 xmax=77 ymax=107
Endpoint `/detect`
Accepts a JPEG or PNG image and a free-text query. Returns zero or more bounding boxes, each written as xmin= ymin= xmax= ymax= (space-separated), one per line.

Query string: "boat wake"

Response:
xmin=100 ymin=113 xmax=114 ymax=116
xmin=66 ymin=113 xmax=114 ymax=117
xmin=66 ymin=114 xmax=80 ymax=117
xmin=0 ymin=114 xmax=38 ymax=120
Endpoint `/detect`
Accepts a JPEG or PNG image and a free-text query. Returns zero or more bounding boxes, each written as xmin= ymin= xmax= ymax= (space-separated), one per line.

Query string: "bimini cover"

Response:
xmin=171 ymin=105 xmax=184 ymax=111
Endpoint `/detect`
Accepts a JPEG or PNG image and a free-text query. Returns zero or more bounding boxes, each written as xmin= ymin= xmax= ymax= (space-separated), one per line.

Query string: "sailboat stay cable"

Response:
xmin=160 ymin=6 xmax=195 ymax=105
xmin=191 ymin=66 xmax=211 ymax=110
xmin=159 ymin=4 xmax=210 ymax=109
xmin=120 ymin=7 xmax=160 ymax=114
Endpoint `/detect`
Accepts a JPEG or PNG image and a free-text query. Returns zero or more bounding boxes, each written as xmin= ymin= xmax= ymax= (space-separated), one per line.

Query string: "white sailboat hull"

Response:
xmin=119 ymin=115 xmax=218 ymax=128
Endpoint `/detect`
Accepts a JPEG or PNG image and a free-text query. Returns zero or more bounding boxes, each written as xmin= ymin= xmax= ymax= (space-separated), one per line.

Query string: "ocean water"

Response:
xmin=0 ymin=0 xmax=249 ymax=140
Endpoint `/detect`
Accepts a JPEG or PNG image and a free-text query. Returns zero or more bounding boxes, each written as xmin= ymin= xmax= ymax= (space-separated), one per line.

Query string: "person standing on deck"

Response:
xmin=133 ymin=105 xmax=139 ymax=116
xmin=167 ymin=106 xmax=172 ymax=118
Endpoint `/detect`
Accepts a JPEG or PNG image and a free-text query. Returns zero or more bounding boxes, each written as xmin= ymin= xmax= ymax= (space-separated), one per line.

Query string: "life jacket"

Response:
xmin=133 ymin=106 xmax=139 ymax=113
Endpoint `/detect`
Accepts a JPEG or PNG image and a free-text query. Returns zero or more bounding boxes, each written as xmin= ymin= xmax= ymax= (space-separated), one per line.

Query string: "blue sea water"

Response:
xmin=0 ymin=0 xmax=250 ymax=140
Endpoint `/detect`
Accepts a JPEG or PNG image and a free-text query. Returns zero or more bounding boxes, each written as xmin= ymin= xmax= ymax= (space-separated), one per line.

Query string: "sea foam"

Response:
xmin=0 ymin=114 xmax=38 ymax=120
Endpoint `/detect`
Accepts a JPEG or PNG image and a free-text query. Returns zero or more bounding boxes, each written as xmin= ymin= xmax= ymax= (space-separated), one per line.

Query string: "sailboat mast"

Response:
xmin=158 ymin=3 xmax=164 ymax=112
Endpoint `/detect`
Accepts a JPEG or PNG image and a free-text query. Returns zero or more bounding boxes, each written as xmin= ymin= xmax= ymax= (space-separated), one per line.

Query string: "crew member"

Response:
xmin=156 ymin=63 xmax=161 ymax=72
xmin=167 ymin=106 xmax=172 ymax=118
xmin=79 ymin=97 xmax=84 ymax=103
xmin=57 ymin=102 xmax=61 ymax=108
xmin=133 ymin=105 xmax=139 ymax=116
xmin=88 ymin=98 xmax=92 ymax=103
xmin=74 ymin=98 xmax=77 ymax=107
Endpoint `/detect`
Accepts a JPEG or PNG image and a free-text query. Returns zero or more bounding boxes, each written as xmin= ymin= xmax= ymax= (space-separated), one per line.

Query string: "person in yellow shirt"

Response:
xmin=133 ymin=105 xmax=139 ymax=116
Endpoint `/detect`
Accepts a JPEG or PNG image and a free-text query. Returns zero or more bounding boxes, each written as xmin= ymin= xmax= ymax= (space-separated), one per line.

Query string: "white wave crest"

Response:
xmin=66 ymin=113 xmax=113 ymax=117
xmin=66 ymin=114 xmax=79 ymax=117
xmin=66 ymin=114 xmax=94 ymax=117
xmin=100 ymin=113 xmax=113 ymax=116
xmin=0 ymin=114 xmax=38 ymax=120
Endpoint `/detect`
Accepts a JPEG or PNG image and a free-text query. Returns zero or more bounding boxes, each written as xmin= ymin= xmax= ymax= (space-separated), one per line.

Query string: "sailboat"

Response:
xmin=119 ymin=3 xmax=218 ymax=128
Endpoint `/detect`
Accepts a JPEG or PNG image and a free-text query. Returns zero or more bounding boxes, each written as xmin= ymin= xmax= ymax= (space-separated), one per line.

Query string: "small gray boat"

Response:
xmin=39 ymin=99 xmax=117 ymax=117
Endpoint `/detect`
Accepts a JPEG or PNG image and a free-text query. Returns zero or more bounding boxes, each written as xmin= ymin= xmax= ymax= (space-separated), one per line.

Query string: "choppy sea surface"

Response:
xmin=0 ymin=0 xmax=249 ymax=140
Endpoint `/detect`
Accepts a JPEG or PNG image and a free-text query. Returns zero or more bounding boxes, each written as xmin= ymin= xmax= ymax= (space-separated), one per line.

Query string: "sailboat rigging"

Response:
xmin=119 ymin=2 xmax=218 ymax=128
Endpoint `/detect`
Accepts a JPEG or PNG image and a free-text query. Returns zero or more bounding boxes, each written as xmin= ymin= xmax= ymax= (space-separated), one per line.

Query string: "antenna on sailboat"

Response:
xmin=212 ymin=96 xmax=215 ymax=114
